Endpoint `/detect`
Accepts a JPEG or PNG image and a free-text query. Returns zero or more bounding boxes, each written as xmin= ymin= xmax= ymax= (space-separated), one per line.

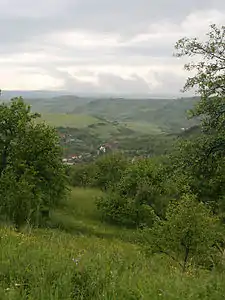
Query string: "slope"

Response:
xmin=1 ymin=187 xmax=225 ymax=299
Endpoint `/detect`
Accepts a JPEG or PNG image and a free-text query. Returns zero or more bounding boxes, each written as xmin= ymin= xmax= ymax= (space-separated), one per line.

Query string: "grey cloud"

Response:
xmin=1 ymin=0 xmax=225 ymax=94
xmin=1 ymin=0 xmax=225 ymax=47
xmin=118 ymin=45 xmax=174 ymax=58
xmin=44 ymin=67 xmax=151 ymax=94
xmin=97 ymin=73 xmax=151 ymax=94
xmin=152 ymin=71 xmax=186 ymax=94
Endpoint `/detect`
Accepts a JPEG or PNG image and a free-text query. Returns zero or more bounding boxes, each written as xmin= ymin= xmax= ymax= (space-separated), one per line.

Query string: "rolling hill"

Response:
xmin=1 ymin=94 xmax=200 ymax=156
xmin=10 ymin=94 xmax=199 ymax=134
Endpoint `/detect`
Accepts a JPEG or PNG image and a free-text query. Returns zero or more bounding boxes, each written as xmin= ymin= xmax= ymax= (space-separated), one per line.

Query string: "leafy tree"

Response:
xmin=150 ymin=194 xmax=223 ymax=272
xmin=96 ymin=191 xmax=159 ymax=228
xmin=96 ymin=157 xmax=168 ymax=228
xmin=70 ymin=162 xmax=98 ymax=187
xmin=172 ymin=24 xmax=225 ymax=214
xmin=0 ymin=98 xmax=68 ymax=227
xmin=175 ymin=24 xmax=225 ymax=153
xmin=94 ymin=152 xmax=128 ymax=190
xmin=117 ymin=158 xmax=169 ymax=218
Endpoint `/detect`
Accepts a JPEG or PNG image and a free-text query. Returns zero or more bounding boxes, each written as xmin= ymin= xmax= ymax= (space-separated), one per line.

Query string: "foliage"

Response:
xmin=173 ymin=24 xmax=225 ymax=215
xmin=70 ymin=162 xmax=98 ymax=187
xmin=1 ymin=188 xmax=225 ymax=299
xmin=170 ymin=138 xmax=225 ymax=214
xmin=150 ymin=194 xmax=223 ymax=272
xmin=70 ymin=152 xmax=128 ymax=190
xmin=0 ymin=98 xmax=68 ymax=227
xmin=117 ymin=158 xmax=169 ymax=217
xmin=96 ymin=158 xmax=169 ymax=228
xmin=175 ymin=24 xmax=225 ymax=139
xmin=94 ymin=152 xmax=128 ymax=190
xmin=96 ymin=191 xmax=159 ymax=228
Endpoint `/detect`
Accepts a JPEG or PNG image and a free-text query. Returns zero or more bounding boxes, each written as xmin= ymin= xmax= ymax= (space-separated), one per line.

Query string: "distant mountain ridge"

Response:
xmin=1 ymin=90 xmax=193 ymax=100
xmin=0 ymin=91 xmax=200 ymax=134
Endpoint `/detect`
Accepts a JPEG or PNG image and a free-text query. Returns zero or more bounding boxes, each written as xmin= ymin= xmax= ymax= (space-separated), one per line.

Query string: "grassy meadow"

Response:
xmin=1 ymin=187 xmax=225 ymax=299
xmin=125 ymin=121 xmax=163 ymax=134
xmin=39 ymin=113 xmax=99 ymax=128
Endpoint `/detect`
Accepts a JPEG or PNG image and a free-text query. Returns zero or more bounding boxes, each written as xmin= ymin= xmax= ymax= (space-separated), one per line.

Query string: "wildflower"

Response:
xmin=15 ymin=283 xmax=22 ymax=287
xmin=72 ymin=258 xmax=79 ymax=265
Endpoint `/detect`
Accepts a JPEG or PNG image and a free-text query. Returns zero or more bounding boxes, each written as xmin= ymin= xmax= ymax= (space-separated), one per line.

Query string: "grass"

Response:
xmin=38 ymin=113 xmax=164 ymax=135
xmin=38 ymin=113 xmax=99 ymax=128
xmin=124 ymin=121 xmax=163 ymax=134
xmin=1 ymin=187 xmax=225 ymax=299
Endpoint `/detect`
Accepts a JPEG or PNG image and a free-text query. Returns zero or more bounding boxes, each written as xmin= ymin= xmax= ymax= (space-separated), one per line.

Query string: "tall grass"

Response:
xmin=0 ymin=188 xmax=225 ymax=299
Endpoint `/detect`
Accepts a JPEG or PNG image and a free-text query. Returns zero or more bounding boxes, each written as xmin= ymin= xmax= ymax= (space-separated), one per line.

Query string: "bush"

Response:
xmin=0 ymin=98 xmax=68 ymax=228
xmin=70 ymin=163 xmax=97 ymax=187
xmin=96 ymin=158 xmax=171 ymax=228
xmin=150 ymin=194 xmax=224 ymax=271
xmin=93 ymin=152 xmax=128 ymax=190
xmin=117 ymin=158 xmax=169 ymax=217
xmin=96 ymin=192 xmax=159 ymax=228
xmin=70 ymin=152 xmax=128 ymax=190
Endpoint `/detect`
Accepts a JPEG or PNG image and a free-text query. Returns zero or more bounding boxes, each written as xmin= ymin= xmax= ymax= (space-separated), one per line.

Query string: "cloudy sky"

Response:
xmin=0 ymin=0 xmax=225 ymax=95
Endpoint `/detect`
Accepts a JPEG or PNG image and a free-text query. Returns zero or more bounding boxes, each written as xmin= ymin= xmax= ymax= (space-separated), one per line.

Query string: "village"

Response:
xmin=61 ymin=143 xmax=114 ymax=165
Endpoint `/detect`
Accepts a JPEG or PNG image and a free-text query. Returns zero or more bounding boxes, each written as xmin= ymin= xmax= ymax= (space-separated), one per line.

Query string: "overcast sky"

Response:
xmin=0 ymin=0 xmax=225 ymax=95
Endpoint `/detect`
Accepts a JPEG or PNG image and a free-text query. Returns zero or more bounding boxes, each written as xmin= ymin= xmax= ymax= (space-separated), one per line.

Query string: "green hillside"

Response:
xmin=23 ymin=95 xmax=200 ymax=157
xmin=1 ymin=187 xmax=224 ymax=299
xmin=39 ymin=113 xmax=99 ymax=128
xmin=27 ymin=95 xmax=92 ymax=113
xmin=21 ymin=95 xmax=200 ymax=134
xmin=73 ymin=98 xmax=169 ymax=120
xmin=2 ymin=94 xmax=200 ymax=156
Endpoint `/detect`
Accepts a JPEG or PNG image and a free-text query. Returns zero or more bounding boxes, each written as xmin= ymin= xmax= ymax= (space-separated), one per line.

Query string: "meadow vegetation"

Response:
xmin=0 ymin=24 xmax=225 ymax=299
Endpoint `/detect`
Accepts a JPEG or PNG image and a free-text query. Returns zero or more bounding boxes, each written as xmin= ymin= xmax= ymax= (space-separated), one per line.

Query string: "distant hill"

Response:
xmin=72 ymin=97 xmax=200 ymax=133
xmin=28 ymin=96 xmax=93 ymax=113
xmin=38 ymin=113 xmax=100 ymax=128
xmin=1 ymin=92 xmax=200 ymax=134
xmin=0 ymin=90 xmax=71 ymax=99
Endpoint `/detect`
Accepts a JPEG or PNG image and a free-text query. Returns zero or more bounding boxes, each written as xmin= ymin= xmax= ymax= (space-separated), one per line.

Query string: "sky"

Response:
xmin=0 ymin=0 xmax=225 ymax=95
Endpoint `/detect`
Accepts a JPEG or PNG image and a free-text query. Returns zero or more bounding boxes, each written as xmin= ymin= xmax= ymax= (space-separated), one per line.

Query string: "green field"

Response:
xmin=125 ymin=121 xmax=163 ymax=134
xmin=39 ymin=113 xmax=99 ymax=128
xmin=24 ymin=95 xmax=199 ymax=134
xmin=1 ymin=187 xmax=225 ymax=299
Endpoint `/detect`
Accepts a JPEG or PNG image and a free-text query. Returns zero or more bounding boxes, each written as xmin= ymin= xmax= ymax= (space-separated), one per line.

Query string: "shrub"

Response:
xmin=70 ymin=163 xmax=97 ymax=187
xmin=0 ymin=98 xmax=68 ymax=228
xmin=94 ymin=152 xmax=128 ymax=190
xmin=117 ymin=158 xmax=169 ymax=218
xmin=150 ymin=194 xmax=224 ymax=271
xmin=96 ymin=192 xmax=159 ymax=228
xmin=96 ymin=158 xmax=171 ymax=228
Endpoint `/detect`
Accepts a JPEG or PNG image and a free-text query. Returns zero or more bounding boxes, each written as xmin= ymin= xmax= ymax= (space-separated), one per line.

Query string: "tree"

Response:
xmin=172 ymin=25 xmax=225 ymax=214
xmin=117 ymin=158 xmax=169 ymax=218
xmin=96 ymin=158 xmax=169 ymax=228
xmin=94 ymin=152 xmax=128 ymax=190
xmin=0 ymin=98 xmax=68 ymax=227
xmin=150 ymin=194 xmax=222 ymax=272
xmin=175 ymin=24 xmax=225 ymax=153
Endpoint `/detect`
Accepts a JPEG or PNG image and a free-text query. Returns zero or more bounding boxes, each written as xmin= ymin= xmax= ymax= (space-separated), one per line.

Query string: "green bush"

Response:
xmin=150 ymin=194 xmax=224 ymax=271
xmin=70 ymin=163 xmax=97 ymax=187
xmin=94 ymin=152 xmax=128 ymax=190
xmin=0 ymin=98 xmax=68 ymax=228
xmin=96 ymin=158 xmax=171 ymax=228
xmin=96 ymin=192 xmax=159 ymax=228
xmin=70 ymin=152 xmax=128 ymax=190
xmin=117 ymin=158 xmax=169 ymax=217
